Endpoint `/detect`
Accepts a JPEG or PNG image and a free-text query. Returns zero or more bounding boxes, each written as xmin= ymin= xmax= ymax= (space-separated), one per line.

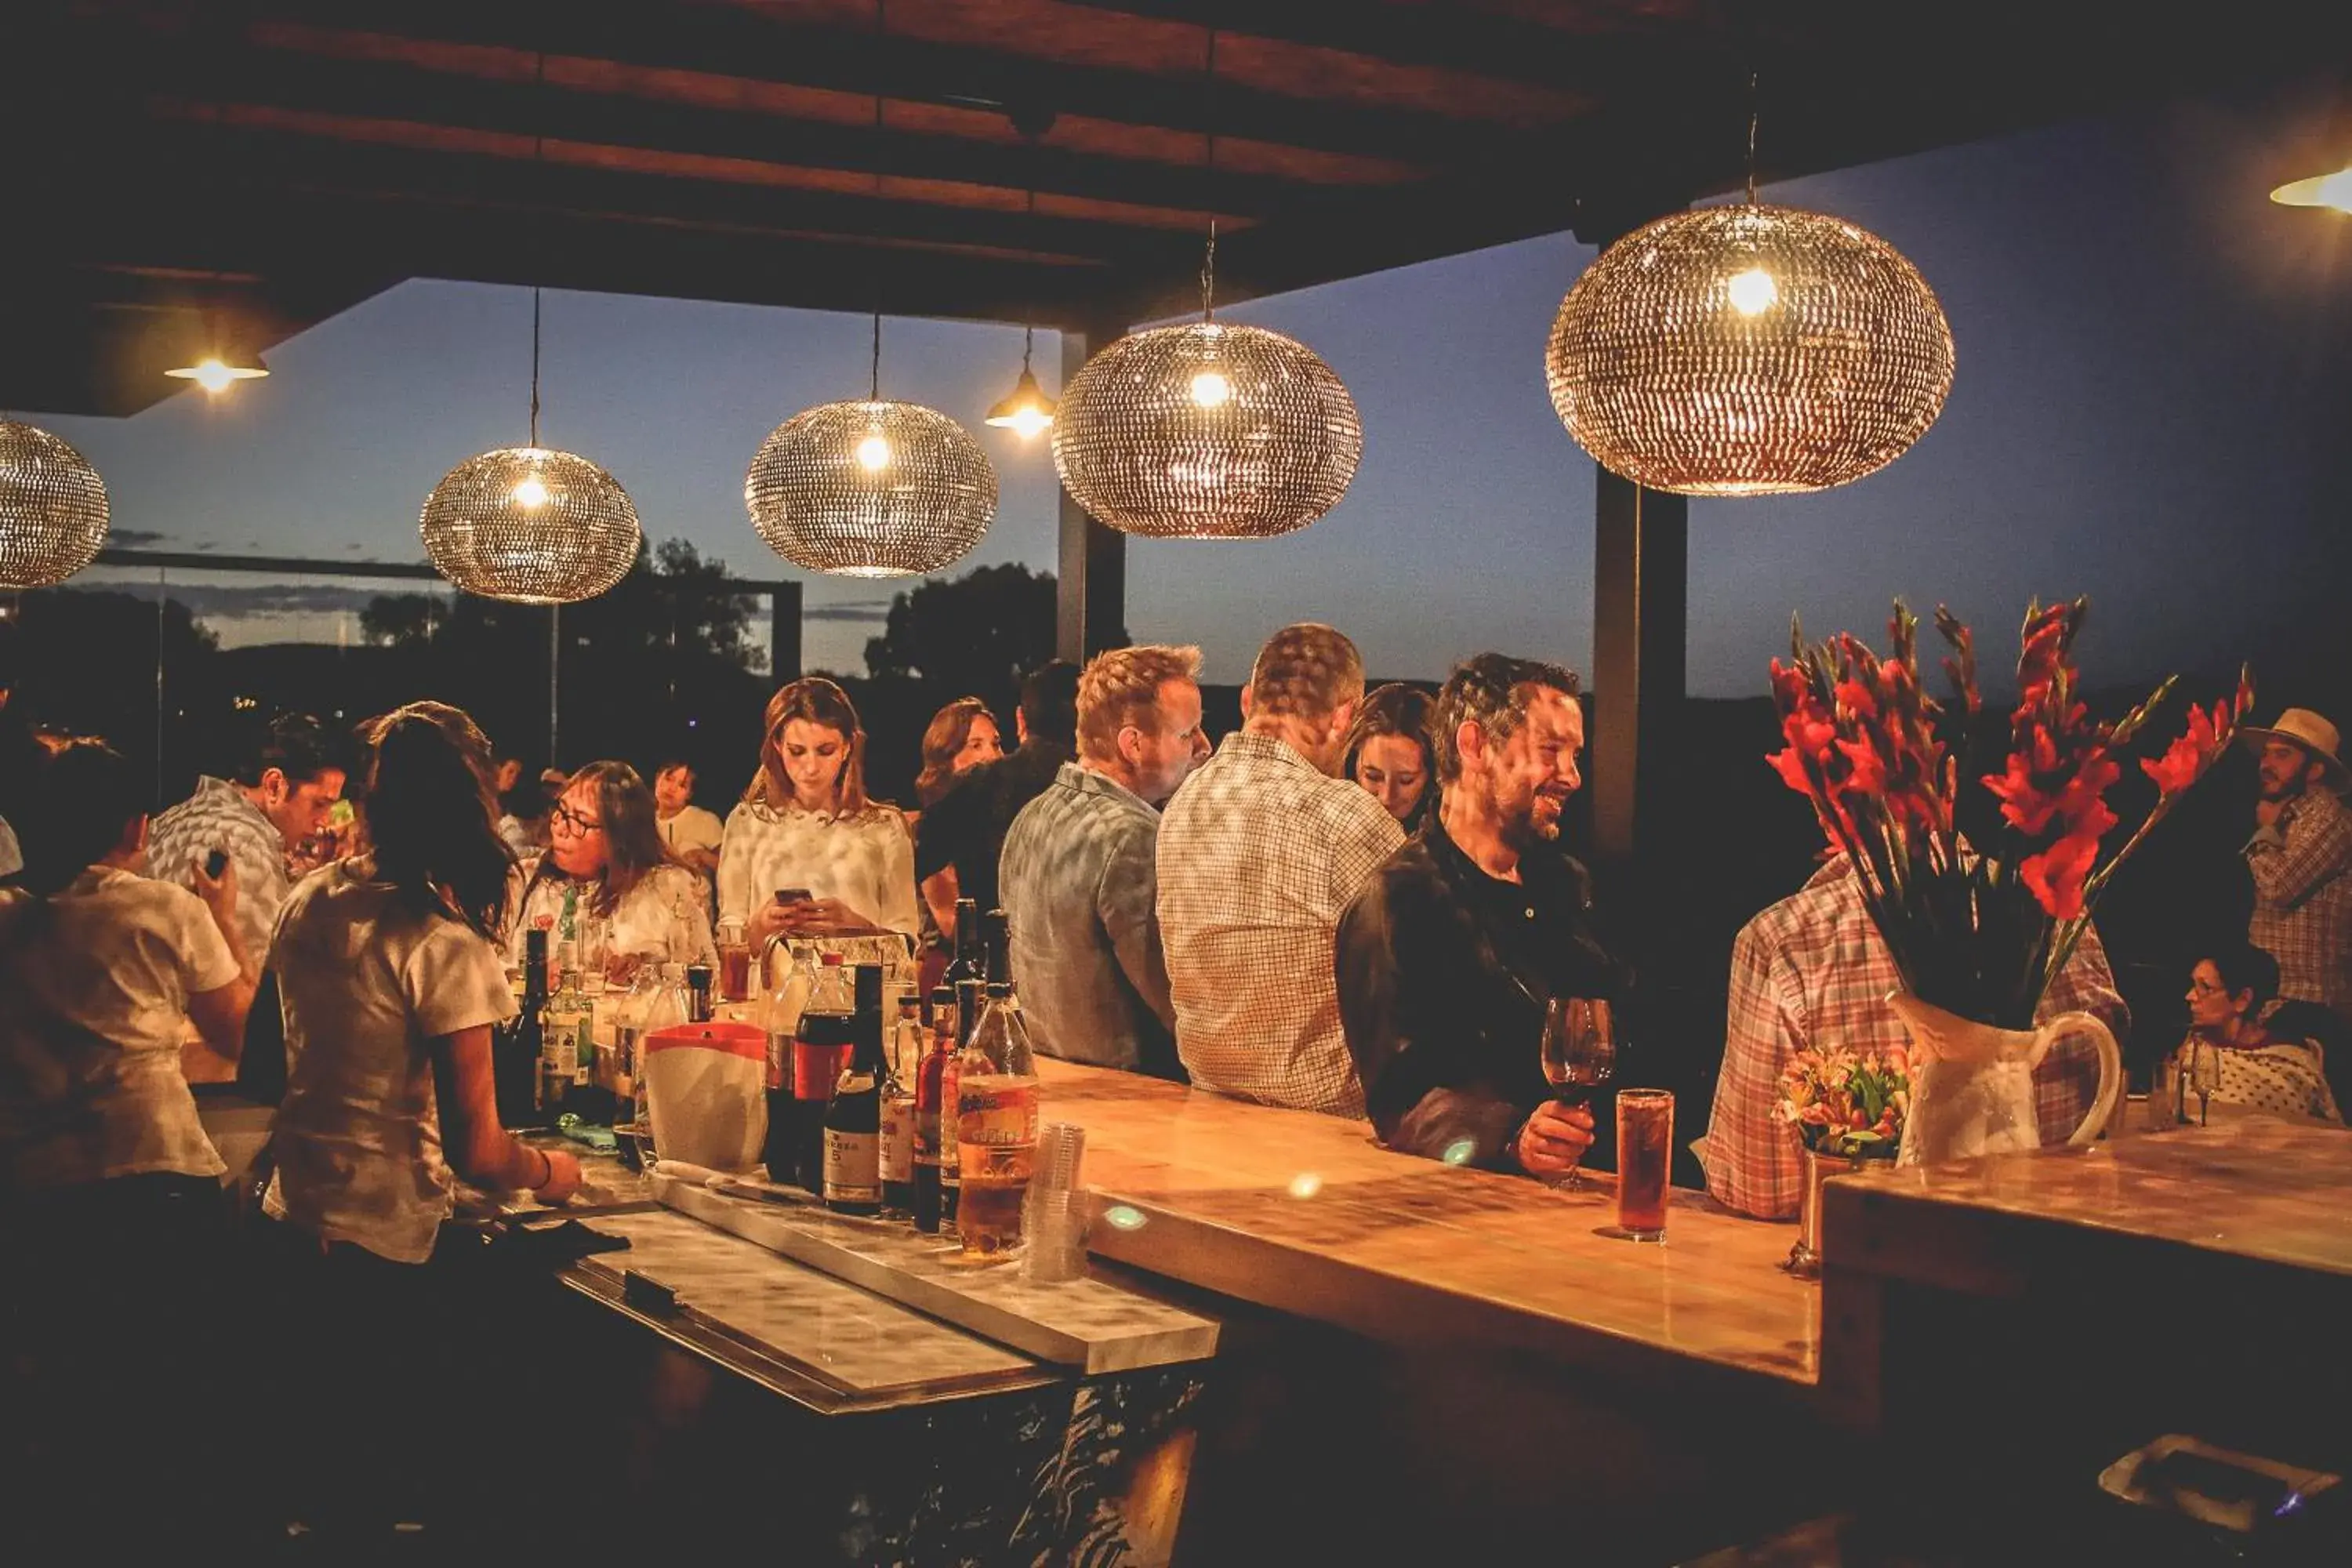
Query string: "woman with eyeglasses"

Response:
xmin=2170 ymin=946 xmax=2342 ymax=1123
xmin=720 ymin=677 xmax=920 ymax=950
xmin=509 ymin=760 xmax=717 ymax=981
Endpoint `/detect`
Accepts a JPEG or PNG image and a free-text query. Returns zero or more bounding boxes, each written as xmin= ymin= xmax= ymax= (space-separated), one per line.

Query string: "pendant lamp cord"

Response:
xmin=869 ymin=0 xmax=887 ymax=400
xmin=531 ymin=47 xmax=548 ymax=446
xmin=1744 ymin=70 xmax=1760 ymax=207
xmin=1199 ymin=27 xmax=1219 ymax=321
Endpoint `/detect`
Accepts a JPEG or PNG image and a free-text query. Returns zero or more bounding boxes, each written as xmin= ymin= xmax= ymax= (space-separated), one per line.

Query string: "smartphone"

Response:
xmin=773 ymin=888 xmax=812 ymax=906
xmin=205 ymin=849 xmax=229 ymax=879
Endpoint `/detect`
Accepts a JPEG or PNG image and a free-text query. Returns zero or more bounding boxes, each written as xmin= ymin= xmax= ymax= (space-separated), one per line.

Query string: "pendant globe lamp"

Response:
xmin=1051 ymin=31 xmax=1361 ymax=539
xmin=419 ymin=289 xmax=641 ymax=604
xmin=1546 ymin=83 xmax=1954 ymax=495
xmin=746 ymin=313 xmax=999 ymax=578
xmin=0 ymin=418 xmax=110 ymax=590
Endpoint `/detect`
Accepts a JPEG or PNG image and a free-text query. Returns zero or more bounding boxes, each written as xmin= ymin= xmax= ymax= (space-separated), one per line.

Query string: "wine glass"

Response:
xmin=1538 ymin=996 xmax=1616 ymax=1189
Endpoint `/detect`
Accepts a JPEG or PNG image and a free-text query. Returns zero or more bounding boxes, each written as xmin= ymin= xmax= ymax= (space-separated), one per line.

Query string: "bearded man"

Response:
xmin=1335 ymin=655 xmax=1624 ymax=1175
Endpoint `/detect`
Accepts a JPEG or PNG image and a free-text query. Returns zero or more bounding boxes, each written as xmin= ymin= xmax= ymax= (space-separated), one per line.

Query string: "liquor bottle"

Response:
xmin=982 ymin=907 xmax=1011 ymax=986
xmin=633 ymin=962 xmax=691 ymax=1156
xmin=761 ymin=945 xmax=818 ymax=1183
xmin=606 ymin=966 xmax=652 ymax=1130
xmin=956 ymin=978 xmax=1040 ymax=1259
xmin=944 ymin=898 xmax=983 ymax=990
xmin=541 ymin=942 xmax=587 ymax=1112
xmin=822 ymin=965 xmax=886 ymax=1216
xmin=879 ymin=996 xmax=920 ymax=1218
xmin=499 ymin=928 xmax=550 ymax=1127
xmin=913 ymin=985 xmax=954 ymax=1233
xmin=942 ymin=975 xmax=985 ymax=1227
xmin=792 ymin=954 xmax=856 ymax=1193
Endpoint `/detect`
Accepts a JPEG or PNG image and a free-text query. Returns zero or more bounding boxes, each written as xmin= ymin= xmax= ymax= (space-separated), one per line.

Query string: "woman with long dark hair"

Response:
xmin=913 ymin=696 xmax=1003 ymax=958
xmin=1343 ymin=683 xmax=1439 ymax=836
xmin=719 ymin=677 xmax=919 ymax=948
xmin=510 ymin=760 xmax=716 ymax=978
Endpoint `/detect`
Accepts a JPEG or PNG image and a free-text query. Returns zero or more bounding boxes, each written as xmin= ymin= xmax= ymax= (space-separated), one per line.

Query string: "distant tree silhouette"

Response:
xmin=863 ymin=564 xmax=1065 ymax=690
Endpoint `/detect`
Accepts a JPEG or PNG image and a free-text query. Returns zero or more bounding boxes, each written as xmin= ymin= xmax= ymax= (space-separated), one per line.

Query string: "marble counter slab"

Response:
xmin=570 ymin=1207 xmax=1045 ymax=1404
xmin=648 ymin=1171 xmax=1220 ymax=1376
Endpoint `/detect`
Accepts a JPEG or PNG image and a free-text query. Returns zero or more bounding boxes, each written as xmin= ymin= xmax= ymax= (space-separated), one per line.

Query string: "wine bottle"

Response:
xmin=500 ymin=928 xmax=550 ymax=1127
xmin=879 ymin=995 xmax=920 ymax=1218
xmin=982 ymin=907 xmax=1011 ymax=987
xmin=913 ymin=985 xmax=954 ymax=1233
xmin=760 ymin=946 xmax=816 ymax=1184
xmin=823 ymin=965 xmax=886 ymax=1216
xmin=944 ymin=898 xmax=983 ymax=989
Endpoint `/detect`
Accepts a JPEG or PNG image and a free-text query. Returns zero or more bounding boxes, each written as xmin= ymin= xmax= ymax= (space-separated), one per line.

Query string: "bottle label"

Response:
xmin=823 ymin=1130 xmax=881 ymax=1204
xmin=939 ymin=1062 xmax=961 ymax=1186
xmin=913 ymin=1103 xmax=941 ymax=1167
xmin=764 ymin=1031 xmax=787 ymax=1092
xmin=880 ymin=1098 xmax=914 ymax=1184
xmin=957 ymin=1075 xmax=1041 ymax=1146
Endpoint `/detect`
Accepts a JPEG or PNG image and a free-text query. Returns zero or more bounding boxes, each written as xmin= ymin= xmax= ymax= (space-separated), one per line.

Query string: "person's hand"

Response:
xmin=190 ymin=855 xmax=239 ymax=932
xmin=603 ymin=951 xmax=647 ymax=989
xmin=2255 ymin=797 xmax=2283 ymax=829
xmin=746 ymin=900 xmax=794 ymax=948
xmin=1515 ymin=1100 xmax=1596 ymax=1176
xmin=779 ymin=896 xmax=869 ymax=936
xmin=535 ymin=1147 xmax=583 ymax=1204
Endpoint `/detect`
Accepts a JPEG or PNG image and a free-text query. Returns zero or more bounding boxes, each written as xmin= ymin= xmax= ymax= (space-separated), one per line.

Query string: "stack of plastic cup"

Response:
xmin=1022 ymin=1122 xmax=1090 ymax=1283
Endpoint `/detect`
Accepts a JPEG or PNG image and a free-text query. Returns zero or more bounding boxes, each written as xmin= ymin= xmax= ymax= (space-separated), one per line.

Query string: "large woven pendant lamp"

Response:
xmin=419 ymin=289 xmax=641 ymax=604
xmin=1546 ymin=82 xmax=1954 ymax=495
xmin=744 ymin=0 xmax=997 ymax=579
xmin=0 ymin=419 xmax=110 ymax=590
xmin=1051 ymin=29 xmax=1361 ymax=539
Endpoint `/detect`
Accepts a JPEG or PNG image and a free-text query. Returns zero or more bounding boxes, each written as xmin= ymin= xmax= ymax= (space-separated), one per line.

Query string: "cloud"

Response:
xmin=154 ymin=583 xmax=430 ymax=619
xmin=107 ymin=528 xmax=174 ymax=546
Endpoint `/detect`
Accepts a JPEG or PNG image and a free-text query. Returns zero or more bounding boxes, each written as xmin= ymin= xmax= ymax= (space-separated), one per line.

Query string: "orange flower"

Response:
xmin=2020 ymin=826 xmax=2103 ymax=920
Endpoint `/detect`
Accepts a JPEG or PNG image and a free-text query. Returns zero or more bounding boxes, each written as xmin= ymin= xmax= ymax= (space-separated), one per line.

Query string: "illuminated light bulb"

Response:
xmin=1006 ymin=406 xmax=1052 ymax=440
xmin=165 ymin=353 xmax=270 ymax=394
xmin=855 ymin=433 xmax=892 ymax=472
xmin=983 ymin=365 xmax=1058 ymax=439
xmin=1726 ymin=267 xmax=1780 ymax=316
xmin=1189 ymin=369 xmax=1232 ymax=408
xmin=2271 ymin=165 xmax=2352 ymax=213
xmin=510 ymin=475 xmax=550 ymax=509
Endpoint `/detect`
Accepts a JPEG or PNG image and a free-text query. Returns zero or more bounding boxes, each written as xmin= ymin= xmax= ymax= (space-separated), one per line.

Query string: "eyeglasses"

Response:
xmin=550 ymin=800 xmax=604 ymax=837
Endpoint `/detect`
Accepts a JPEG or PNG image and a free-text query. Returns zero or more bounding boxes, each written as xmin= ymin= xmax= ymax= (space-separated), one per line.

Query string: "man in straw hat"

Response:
xmin=2242 ymin=708 xmax=2352 ymax=1039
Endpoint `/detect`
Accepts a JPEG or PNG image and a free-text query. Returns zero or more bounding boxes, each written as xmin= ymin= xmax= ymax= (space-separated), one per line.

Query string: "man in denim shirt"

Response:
xmin=1000 ymin=646 xmax=1207 ymax=1078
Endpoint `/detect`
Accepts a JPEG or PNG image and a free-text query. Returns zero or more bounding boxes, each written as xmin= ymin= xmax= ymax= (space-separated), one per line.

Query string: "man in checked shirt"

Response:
xmin=2241 ymin=708 xmax=2352 ymax=1067
xmin=1157 ymin=623 xmax=1404 ymax=1116
xmin=1703 ymin=858 xmax=2129 ymax=1221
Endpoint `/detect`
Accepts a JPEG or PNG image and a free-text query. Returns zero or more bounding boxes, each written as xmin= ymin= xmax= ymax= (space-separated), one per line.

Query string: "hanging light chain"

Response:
xmin=1199 ymin=26 xmax=1220 ymax=321
xmin=869 ymin=0 xmax=887 ymax=400
xmin=531 ymin=45 xmax=549 ymax=446
xmin=1745 ymin=70 xmax=1760 ymax=206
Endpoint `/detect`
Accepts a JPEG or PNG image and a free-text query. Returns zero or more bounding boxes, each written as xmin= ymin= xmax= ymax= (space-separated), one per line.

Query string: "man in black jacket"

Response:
xmin=1336 ymin=654 xmax=1622 ymax=1176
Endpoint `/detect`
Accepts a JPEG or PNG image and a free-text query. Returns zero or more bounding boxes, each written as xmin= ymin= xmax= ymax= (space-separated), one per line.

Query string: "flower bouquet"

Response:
xmin=1767 ymin=598 xmax=2251 ymax=1030
xmin=1776 ymin=1044 xmax=1912 ymax=1160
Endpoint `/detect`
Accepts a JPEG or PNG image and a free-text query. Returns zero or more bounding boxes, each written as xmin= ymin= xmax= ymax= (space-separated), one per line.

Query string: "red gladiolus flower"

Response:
xmin=1984 ymin=752 xmax=2063 ymax=835
xmin=1837 ymin=738 xmax=1888 ymax=796
xmin=1836 ymin=679 xmax=1878 ymax=720
xmin=2020 ymin=826 xmax=2102 ymax=920
xmin=1768 ymin=743 xmax=1816 ymax=796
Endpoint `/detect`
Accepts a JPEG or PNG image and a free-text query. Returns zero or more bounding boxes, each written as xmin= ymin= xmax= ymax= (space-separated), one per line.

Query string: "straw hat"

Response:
xmin=2240 ymin=707 xmax=2348 ymax=792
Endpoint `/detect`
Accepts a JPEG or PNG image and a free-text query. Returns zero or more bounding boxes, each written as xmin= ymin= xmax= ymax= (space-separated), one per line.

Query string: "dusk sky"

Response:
xmin=39 ymin=86 xmax=2351 ymax=697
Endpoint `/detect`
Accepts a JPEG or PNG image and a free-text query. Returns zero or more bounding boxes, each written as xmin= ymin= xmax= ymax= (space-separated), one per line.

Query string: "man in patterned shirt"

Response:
xmin=1703 ymin=855 xmax=2128 ymax=1220
xmin=1158 ymin=623 xmax=1405 ymax=1116
xmin=147 ymin=711 xmax=345 ymax=969
xmin=1000 ymin=644 xmax=1206 ymax=1078
xmin=2241 ymin=708 xmax=2351 ymax=1042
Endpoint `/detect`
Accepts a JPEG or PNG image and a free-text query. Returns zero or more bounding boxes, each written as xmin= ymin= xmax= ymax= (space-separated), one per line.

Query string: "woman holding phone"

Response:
xmin=719 ymin=677 xmax=920 ymax=950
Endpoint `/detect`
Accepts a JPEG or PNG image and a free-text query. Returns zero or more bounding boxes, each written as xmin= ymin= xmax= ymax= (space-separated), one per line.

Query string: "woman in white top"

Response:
xmin=509 ymin=760 xmax=717 ymax=980
xmin=2174 ymin=947 xmax=2342 ymax=1123
xmin=0 ymin=739 xmax=258 ymax=1547
xmin=719 ymin=677 xmax=920 ymax=950
xmin=269 ymin=701 xmax=583 ymax=1261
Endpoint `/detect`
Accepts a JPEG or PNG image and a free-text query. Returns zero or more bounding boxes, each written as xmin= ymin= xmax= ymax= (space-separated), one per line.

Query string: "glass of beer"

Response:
xmin=1610 ymin=1089 xmax=1674 ymax=1242
xmin=717 ymin=919 xmax=752 ymax=1002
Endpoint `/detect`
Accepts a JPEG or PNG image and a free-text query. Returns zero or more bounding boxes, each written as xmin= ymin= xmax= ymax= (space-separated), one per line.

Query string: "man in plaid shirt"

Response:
xmin=1703 ymin=855 xmax=2128 ymax=1221
xmin=1158 ymin=624 xmax=1404 ymax=1117
xmin=2241 ymin=709 xmax=2352 ymax=1030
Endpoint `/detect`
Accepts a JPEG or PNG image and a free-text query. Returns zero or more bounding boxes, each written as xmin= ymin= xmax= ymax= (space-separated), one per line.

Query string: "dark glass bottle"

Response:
xmin=913 ymin=985 xmax=954 ymax=1233
xmin=880 ymin=996 xmax=920 ymax=1218
xmin=792 ymin=955 xmax=856 ymax=1193
xmin=823 ymin=966 xmax=886 ymax=1216
xmin=944 ymin=898 xmax=983 ymax=990
xmin=982 ymin=907 xmax=1011 ymax=986
xmin=497 ymin=928 xmax=550 ymax=1127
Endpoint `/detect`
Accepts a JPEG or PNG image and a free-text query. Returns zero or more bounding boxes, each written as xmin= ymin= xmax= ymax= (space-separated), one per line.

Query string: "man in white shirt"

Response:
xmin=654 ymin=759 xmax=725 ymax=877
xmin=1157 ymin=623 xmax=1406 ymax=1116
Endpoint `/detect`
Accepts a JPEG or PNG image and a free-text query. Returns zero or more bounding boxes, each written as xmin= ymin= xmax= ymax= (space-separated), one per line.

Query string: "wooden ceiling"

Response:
xmin=7 ymin=0 xmax=2343 ymax=415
